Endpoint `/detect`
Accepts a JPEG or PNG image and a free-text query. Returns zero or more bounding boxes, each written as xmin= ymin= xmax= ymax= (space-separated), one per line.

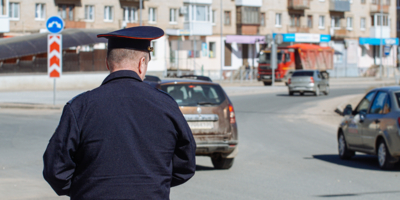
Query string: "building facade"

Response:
xmin=0 ymin=0 xmax=398 ymax=78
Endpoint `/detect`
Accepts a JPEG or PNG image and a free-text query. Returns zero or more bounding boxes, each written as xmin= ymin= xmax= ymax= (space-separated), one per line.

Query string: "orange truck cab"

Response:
xmin=257 ymin=44 xmax=334 ymax=86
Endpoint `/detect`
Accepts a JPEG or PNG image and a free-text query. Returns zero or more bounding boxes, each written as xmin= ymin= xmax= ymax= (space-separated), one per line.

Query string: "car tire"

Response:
xmin=338 ymin=133 xmax=355 ymax=160
xmin=211 ymin=155 xmax=234 ymax=169
xmin=289 ymin=91 xmax=294 ymax=96
xmin=314 ymin=86 xmax=320 ymax=96
xmin=300 ymin=92 xmax=304 ymax=96
xmin=377 ymin=139 xmax=394 ymax=169
xmin=324 ymin=85 xmax=330 ymax=95
xmin=263 ymin=81 xmax=272 ymax=86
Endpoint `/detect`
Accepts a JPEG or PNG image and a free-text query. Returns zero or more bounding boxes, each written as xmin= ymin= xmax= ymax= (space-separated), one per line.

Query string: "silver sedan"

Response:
xmin=287 ymin=70 xmax=329 ymax=96
xmin=338 ymin=86 xmax=400 ymax=169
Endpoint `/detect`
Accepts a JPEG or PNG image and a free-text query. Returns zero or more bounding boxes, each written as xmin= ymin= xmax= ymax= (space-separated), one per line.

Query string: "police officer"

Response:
xmin=43 ymin=26 xmax=196 ymax=200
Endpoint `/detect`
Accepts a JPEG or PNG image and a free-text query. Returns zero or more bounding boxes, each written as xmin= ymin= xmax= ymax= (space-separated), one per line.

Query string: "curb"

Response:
xmin=0 ymin=103 xmax=63 ymax=110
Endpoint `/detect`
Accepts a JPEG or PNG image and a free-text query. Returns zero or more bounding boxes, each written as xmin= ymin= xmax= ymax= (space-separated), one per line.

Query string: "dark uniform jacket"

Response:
xmin=43 ymin=70 xmax=196 ymax=200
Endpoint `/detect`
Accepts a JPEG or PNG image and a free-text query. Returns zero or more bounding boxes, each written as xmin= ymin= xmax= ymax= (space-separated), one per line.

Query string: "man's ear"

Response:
xmin=105 ymin=58 xmax=110 ymax=71
xmin=138 ymin=56 xmax=147 ymax=80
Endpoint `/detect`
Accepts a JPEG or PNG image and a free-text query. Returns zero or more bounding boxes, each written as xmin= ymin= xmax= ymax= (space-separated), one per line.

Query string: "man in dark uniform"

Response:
xmin=43 ymin=26 xmax=196 ymax=200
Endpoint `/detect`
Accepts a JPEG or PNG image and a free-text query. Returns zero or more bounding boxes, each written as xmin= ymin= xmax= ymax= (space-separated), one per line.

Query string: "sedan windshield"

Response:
xmin=161 ymin=84 xmax=226 ymax=106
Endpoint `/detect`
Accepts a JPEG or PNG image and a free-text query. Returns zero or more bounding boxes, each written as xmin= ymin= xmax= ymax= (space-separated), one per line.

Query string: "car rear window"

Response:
xmin=161 ymin=84 xmax=226 ymax=106
xmin=292 ymin=71 xmax=314 ymax=77
xmin=395 ymin=93 xmax=400 ymax=108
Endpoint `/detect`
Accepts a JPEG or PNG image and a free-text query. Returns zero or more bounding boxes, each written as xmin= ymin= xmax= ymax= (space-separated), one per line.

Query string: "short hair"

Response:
xmin=107 ymin=49 xmax=148 ymax=70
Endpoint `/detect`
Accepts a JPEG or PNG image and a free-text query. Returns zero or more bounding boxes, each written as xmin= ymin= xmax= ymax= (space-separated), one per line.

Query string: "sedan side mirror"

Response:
xmin=343 ymin=104 xmax=353 ymax=116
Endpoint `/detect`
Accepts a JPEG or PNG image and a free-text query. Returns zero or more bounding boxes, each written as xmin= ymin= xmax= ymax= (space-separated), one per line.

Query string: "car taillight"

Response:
xmin=310 ymin=77 xmax=314 ymax=83
xmin=228 ymin=104 xmax=236 ymax=124
xmin=288 ymin=78 xmax=291 ymax=85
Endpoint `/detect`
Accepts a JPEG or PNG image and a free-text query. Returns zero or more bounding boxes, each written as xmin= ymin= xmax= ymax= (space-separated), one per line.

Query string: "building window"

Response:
xmin=149 ymin=7 xmax=156 ymax=23
xmin=123 ymin=7 xmax=137 ymax=22
xmin=376 ymin=14 xmax=389 ymax=26
xmin=209 ymin=42 xmax=216 ymax=58
xmin=224 ymin=11 xmax=231 ymax=25
xmin=397 ymin=20 xmax=400 ymax=31
xmin=319 ymin=15 xmax=325 ymax=29
xmin=331 ymin=16 xmax=341 ymax=28
xmin=104 ymin=6 xmax=113 ymax=21
xmin=307 ymin=15 xmax=313 ymax=28
xmin=240 ymin=7 xmax=260 ymax=24
xmin=196 ymin=5 xmax=207 ymax=21
xmin=289 ymin=14 xmax=301 ymax=27
xmin=260 ymin=12 xmax=266 ymax=26
xmin=170 ymin=8 xmax=177 ymax=23
xmin=212 ymin=10 xmax=216 ymax=24
xmin=360 ymin=17 xmax=366 ymax=30
xmin=346 ymin=17 xmax=353 ymax=30
xmin=35 ymin=3 xmax=45 ymax=20
xmin=58 ymin=4 xmax=74 ymax=21
xmin=361 ymin=0 xmax=366 ymax=4
xmin=85 ymin=5 xmax=94 ymax=21
xmin=151 ymin=41 xmax=156 ymax=58
xmin=275 ymin=13 xmax=282 ymax=27
xmin=9 ymin=2 xmax=19 ymax=20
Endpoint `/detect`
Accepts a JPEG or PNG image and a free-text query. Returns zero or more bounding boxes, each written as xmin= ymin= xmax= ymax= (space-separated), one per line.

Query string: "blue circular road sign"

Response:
xmin=46 ymin=16 xmax=64 ymax=34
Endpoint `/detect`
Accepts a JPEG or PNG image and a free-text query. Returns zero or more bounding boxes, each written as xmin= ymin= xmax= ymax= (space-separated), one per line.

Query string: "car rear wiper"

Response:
xmin=197 ymin=102 xmax=217 ymax=105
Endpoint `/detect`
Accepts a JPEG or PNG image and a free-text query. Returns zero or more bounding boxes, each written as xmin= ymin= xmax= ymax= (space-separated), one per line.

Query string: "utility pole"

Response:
xmin=271 ymin=40 xmax=276 ymax=86
xmin=220 ymin=0 xmax=223 ymax=81
xmin=379 ymin=0 xmax=383 ymax=78
xmin=140 ymin=0 xmax=142 ymax=26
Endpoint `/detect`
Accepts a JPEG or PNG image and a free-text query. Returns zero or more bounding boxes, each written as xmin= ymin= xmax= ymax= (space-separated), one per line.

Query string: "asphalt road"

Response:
xmin=1 ymin=86 xmax=400 ymax=199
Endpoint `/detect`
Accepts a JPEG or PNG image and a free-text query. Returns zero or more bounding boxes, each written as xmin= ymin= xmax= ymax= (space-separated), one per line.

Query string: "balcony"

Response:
xmin=64 ymin=21 xmax=86 ymax=29
xmin=329 ymin=0 xmax=350 ymax=12
xmin=287 ymin=25 xmax=309 ymax=33
xmin=329 ymin=26 xmax=348 ymax=38
xmin=370 ymin=4 xmax=389 ymax=13
xmin=0 ymin=15 xmax=9 ymax=33
xmin=370 ymin=26 xmax=391 ymax=38
xmin=288 ymin=0 xmax=310 ymax=10
xmin=235 ymin=0 xmax=262 ymax=7
xmin=184 ymin=21 xmax=212 ymax=36
xmin=183 ymin=0 xmax=212 ymax=4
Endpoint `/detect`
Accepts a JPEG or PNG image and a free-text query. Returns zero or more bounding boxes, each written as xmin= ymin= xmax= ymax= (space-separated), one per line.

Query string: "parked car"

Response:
xmin=144 ymin=75 xmax=161 ymax=89
xmin=160 ymin=78 xmax=238 ymax=169
xmin=338 ymin=86 xmax=400 ymax=169
xmin=287 ymin=70 xmax=329 ymax=96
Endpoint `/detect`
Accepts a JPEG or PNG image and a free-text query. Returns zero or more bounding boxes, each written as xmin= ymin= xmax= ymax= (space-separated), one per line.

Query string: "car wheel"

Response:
xmin=289 ymin=91 xmax=294 ymax=96
xmin=338 ymin=133 xmax=355 ymax=160
xmin=377 ymin=140 xmax=394 ymax=169
xmin=211 ymin=155 xmax=234 ymax=169
xmin=324 ymin=85 xmax=330 ymax=95
xmin=314 ymin=86 xmax=320 ymax=96
xmin=263 ymin=81 xmax=272 ymax=86
xmin=300 ymin=92 xmax=304 ymax=96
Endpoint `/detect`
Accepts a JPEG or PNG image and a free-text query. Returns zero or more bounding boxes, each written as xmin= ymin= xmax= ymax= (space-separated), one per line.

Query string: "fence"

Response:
xmin=0 ymin=50 xmax=108 ymax=74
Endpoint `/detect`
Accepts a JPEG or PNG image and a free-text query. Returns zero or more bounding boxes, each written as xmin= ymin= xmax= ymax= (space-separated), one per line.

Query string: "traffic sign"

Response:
xmin=46 ymin=16 xmax=64 ymax=34
xmin=384 ymin=45 xmax=391 ymax=56
xmin=48 ymin=34 xmax=62 ymax=78
xmin=275 ymin=34 xmax=283 ymax=44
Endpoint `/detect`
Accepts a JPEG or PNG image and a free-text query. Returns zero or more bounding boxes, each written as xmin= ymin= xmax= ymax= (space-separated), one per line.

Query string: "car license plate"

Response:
xmin=263 ymin=76 xmax=271 ymax=79
xmin=188 ymin=122 xmax=214 ymax=129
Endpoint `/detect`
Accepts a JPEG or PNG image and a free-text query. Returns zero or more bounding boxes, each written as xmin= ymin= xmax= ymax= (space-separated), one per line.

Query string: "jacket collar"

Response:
xmin=101 ymin=70 xmax=143 ymax=86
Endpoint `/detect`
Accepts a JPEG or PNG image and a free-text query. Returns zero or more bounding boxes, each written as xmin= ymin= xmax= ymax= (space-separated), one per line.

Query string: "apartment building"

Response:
xmin=0 ymin=0 xmax=398 ymax=77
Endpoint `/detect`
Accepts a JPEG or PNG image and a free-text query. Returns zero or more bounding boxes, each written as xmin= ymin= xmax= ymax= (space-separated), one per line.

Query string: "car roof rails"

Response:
xmin=178 ymin=75 xmax=212 ymax=82
xmin=144 ymin=75 xmax=161 ymax=83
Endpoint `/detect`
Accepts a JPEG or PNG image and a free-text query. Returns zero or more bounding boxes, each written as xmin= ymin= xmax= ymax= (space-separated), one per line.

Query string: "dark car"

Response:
xmin=144 ymin=75 xmax=161 ymax=89
xmin=338 ymin=86 xmax=400 ymax=169
xmin=160 ymin=79 xmax=238 ymax=169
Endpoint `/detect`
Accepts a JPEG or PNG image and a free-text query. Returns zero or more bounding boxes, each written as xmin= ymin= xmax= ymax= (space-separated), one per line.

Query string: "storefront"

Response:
xmin=358 ymin=37 xmax=399 ymax=75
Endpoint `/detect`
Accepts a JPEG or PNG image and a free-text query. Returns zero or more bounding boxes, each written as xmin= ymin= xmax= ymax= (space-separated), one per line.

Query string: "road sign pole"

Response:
xmin=53 ymin=79 xmax=56 ymax=105
xmin=271 ymin=41 xmax=276 ymax=86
